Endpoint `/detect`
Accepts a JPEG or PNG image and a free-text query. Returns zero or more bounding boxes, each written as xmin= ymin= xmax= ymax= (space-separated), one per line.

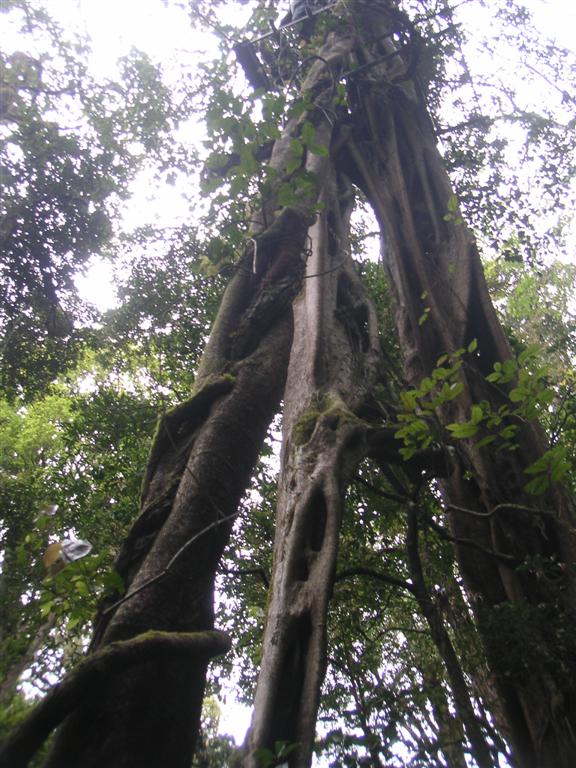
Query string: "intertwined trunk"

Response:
xmin=245 ymin=2 xmax=576 ymax=765
xmin=347 ymin=71 xmax=576 ymax=768
xmin=9 ymin=27 xmax=356 ymax=768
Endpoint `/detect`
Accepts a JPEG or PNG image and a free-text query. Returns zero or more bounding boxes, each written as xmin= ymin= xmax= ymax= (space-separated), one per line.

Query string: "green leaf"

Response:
xmin=301 ymin=120 xmax=316 ymax=146
xmin=447 ymin=422 xmax=479 ymax=438
xmin=476 ymin=434 xmax=497 ymax=448
xmin=447 ymin=194 xmax=459 ymax=212
xmin=40 ymin=600 xmax=55 ymax=618
xmin=470 ymin=404 xmax=484 ymax=424
xmin=509 ymin=387 xmax=526 ymax=402
xmin=525 ymin=475 xmax=550 ymax=495
xmin=445 ymin=382 xmax=464 ymax=400
xmin=418 ymin=307 xmax=430 ymax=325
xmin=400 ymin=391 xmax=417 ymax=411
xmin=307 ymin=142 xmax=328 ymax=156
xmin=277 ymin=182 xmax=297 ymax=206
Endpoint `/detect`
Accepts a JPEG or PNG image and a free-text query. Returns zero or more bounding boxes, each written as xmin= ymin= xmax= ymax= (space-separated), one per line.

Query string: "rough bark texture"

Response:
xmin=340 ymin=4 xmax=576 ymax=764
xmin=245 ymin=165 xmax=382 ymax=766
xmin=0 ymin=630 xmax=231 ymax=768
xmin=36 ymin=47 xmax=330 ymax=765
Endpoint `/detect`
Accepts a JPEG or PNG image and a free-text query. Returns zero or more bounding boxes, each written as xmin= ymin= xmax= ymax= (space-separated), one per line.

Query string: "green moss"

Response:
xmin=292 ymin=410 xmax=321 ymax=446
xmin=291 ymin=393 xmax=365 ymax=446
xmin=322 ymin=392 xmax=363 ymax=428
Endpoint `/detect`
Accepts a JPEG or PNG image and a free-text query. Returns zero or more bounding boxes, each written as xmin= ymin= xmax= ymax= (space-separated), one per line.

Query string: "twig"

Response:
xmin=353 ymin=474 xmax=407 ymax=504
xmin=425 ymin=515 xmax=517 ymax=564
xmin=446 ymin=501 xmax=555 ymax=519
xmin=103 ymin=512 xmax=238 ymax=616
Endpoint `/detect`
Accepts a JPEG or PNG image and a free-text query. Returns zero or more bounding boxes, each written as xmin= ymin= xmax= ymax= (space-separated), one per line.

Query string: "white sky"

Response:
xmin=4 ymin=0 xmax=575 ymax=752
xmin=11 ymin=0 xmax=570 ymax=307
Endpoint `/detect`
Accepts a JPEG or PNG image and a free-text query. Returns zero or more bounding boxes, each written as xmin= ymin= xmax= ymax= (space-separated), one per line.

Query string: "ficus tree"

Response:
xmin=1 ymin=1 xmax=576 ymax=768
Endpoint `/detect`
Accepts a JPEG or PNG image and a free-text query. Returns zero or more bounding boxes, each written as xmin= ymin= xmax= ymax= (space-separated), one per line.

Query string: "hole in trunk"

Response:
xmin=291 ymin=552 xmax=309 ymax=581
xmin=308 ymin=488 xmax=327 ymax=552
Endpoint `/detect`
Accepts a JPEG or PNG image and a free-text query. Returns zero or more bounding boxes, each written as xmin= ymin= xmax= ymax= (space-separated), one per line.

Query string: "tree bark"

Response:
xmin=244 ymin=164 xmax=381 ymax=766
xmin=37 ymin=84 xmax=323 ymax=768
xmin=9 ymin=3 xmax=576 ymax=767
xmin=33 ymin=24 xmax=357 ymax=768
xmin=406 ymin=503 xmax=494 ymax=768
xmin=341 ymin=4 xmax=576 ymax=763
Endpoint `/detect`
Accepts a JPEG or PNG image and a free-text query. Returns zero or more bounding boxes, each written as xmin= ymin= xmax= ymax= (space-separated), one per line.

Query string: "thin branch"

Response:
xmin=446 ymin=501 xmax=556 ymax=519
xmin=335 ymin=566 xmax=414 ymax=594
xmin=425 ymin=515 xmax=518 ymax=564
xmin=353 ymin=473 xmax=407 ymax=504
xmin=220 ymin=565 xmax=270 ymax=588
xmin=103 ymin=512 xmax=238 ymax=616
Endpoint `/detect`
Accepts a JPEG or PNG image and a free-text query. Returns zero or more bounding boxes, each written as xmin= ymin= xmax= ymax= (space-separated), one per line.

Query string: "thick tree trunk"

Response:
xmin=7 ymin=3 xmax=576 ymax=768
xmin=341 ymin=5 xmax=576 ymax=763
xmin=15 ymin=27 xmax=357 ymax=768
xmin=244 ymin=166 xmax=382 ymax=766
xmin=40 ymin=309 xmax=293 ymax=768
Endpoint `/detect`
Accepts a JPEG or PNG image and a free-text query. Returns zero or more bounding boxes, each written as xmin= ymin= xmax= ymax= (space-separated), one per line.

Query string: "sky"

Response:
xmin=3 ymin=0 xmax=575 ymax=752
xmin=16 ymin=0 xmax=570 ymax=308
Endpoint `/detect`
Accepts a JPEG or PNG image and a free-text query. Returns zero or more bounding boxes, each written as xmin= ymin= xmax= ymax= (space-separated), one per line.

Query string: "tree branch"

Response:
xmin=425 ymin=514 xmax=518 ymax=564
xmin=335 ymin=566 xmax=414 ymax=593
xmin=102 ymin=512 xmax=239 ymax=616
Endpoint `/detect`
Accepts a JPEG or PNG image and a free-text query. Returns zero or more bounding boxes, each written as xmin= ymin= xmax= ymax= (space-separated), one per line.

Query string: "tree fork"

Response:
xmin=32 ymin=25 xmax=359 ymax=768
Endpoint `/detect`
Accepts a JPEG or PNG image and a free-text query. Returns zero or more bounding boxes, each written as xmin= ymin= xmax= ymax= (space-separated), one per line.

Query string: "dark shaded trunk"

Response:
xmin=32 ymin=105 xmax=320 ymax=768
xmin=406 ymin=503 xmax=494 ymax=768
xmin=342 ymin=8 xmax=576 ymax=762
xmin=40 ymin=311 xmax=293 ymax=768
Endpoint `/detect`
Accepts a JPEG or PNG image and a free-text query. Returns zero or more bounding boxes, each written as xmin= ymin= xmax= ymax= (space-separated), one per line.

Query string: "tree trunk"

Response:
xmin=37 ymin=100 xmax=316 ymax=768
xmin=341 ymin=5 xmax=576 ymax=763
xmin=24 ymin=26 xmax=356 ymax=768
xmin=244 ymin=165 xmax=381 ymax=766
xmin=6 ymin=3 xmax=576 ymax=768
xmin=406 ymin=503 xmax=494 ymax=768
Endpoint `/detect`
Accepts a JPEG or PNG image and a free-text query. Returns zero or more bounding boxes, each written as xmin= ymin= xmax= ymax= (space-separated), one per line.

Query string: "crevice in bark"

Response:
xmin=308 ymin=488 xmax=328 ymax=553
xmin=269 ymin=612 xmax=313 ymax=749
